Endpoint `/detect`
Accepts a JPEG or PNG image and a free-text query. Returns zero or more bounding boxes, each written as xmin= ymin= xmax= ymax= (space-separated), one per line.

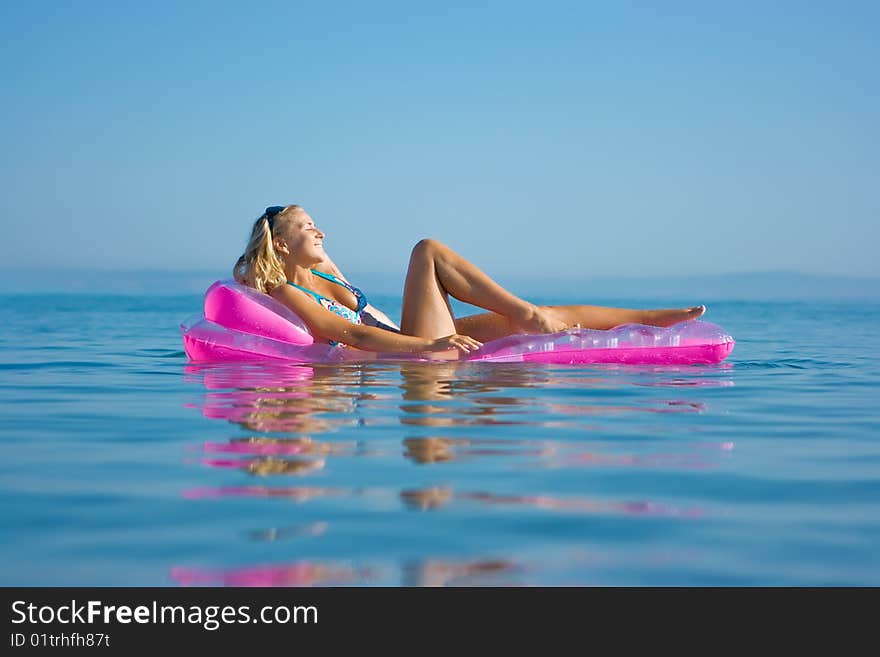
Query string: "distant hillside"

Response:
xmin=2 ymin=268 xmax=878 ymax=301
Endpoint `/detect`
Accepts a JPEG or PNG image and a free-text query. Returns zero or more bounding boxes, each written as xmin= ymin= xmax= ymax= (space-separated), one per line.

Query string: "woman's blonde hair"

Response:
xmin=233 ymin=205 xmax=303 ymax=293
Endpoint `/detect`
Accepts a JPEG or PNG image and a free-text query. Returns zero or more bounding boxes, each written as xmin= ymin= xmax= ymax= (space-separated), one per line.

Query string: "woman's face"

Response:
xmin=276 ymin=209 xmax=326 ymax=264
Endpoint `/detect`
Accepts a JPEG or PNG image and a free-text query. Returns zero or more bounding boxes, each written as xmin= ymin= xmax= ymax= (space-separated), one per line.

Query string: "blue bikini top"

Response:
xmin=286 ymin=270 xmax=368 ymax=328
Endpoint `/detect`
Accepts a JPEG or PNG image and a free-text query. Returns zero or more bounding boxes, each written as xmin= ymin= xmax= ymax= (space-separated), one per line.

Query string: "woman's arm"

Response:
xmin=270 ymin=284 xmax=480 ymax=354
xmin=315 ymin=252 xmax=401 ymax=331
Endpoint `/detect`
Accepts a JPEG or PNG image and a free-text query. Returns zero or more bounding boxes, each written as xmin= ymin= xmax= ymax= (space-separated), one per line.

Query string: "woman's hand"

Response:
xmin=428 ymin=334 xmax=484 ymax=354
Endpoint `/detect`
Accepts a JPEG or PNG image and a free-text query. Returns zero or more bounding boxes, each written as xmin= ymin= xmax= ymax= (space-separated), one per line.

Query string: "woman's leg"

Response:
xmin=400 ymin=238 xmax=704 ymax=340
xmin=400 ymin=239 xmax=540 ymax=339
xmin=455 ymin=305 xmax=706 ymax=343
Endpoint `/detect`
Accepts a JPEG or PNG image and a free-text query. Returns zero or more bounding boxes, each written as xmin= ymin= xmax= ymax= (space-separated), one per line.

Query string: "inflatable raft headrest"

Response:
xmin=204 ymin=280 xmax=314 ymax=346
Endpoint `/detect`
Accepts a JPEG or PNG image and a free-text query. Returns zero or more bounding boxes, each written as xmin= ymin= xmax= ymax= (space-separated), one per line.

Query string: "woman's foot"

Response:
xmin=513 ymin=304 xmax=569 ymax=335
xmin=642 ymin=305 xmax=706 ymax=327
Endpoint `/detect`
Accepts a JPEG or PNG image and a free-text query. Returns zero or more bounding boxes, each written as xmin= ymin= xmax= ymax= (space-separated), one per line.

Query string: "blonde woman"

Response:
xmin=233 ymin=205 xmax=705 ymax=355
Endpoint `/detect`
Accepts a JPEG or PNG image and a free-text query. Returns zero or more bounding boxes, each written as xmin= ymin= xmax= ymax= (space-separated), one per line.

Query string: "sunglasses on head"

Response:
xmin=264 ymin=206 xmax=285 ymax=230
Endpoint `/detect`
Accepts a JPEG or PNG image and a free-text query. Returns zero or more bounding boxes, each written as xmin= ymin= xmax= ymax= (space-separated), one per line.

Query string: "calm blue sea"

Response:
xmin=1 ymin=293 xmax=878 ymax=586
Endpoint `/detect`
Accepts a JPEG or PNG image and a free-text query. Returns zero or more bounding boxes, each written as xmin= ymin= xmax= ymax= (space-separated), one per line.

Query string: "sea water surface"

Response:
xmin=1 ymin=293 xmax=878 ymax=586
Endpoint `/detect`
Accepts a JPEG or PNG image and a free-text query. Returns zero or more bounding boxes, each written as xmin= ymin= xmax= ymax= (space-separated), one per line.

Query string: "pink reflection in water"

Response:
xmin=183 ymin=486 xmax=347 ymax=501
xmin=171 ymin=557 xmax=522 ymax=587
xmin=171 ymin=561 xmax=372 ymax=587
xmin=200 ymin=456 xmax=325 ymax=476
xmin=185 ymin=363 xmax=359 ymax=434
xmin=183 ymin=363 xmax=315 ymax=390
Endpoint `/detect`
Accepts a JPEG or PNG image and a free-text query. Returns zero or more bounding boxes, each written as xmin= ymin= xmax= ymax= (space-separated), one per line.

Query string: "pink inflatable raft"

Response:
xmin=180 ymin=280 xmax=735 ymax=365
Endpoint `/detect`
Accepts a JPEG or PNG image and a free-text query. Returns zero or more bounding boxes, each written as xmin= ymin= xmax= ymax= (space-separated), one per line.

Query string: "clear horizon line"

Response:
xmin=1 ymin=266 xmax=878 ymax=280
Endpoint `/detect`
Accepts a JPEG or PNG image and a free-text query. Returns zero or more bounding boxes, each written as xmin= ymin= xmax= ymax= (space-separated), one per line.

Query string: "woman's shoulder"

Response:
xmin=272 ymin=279 xmax=333 ymax=308
xmin=268 ymin=281 xmax=297 ymax=302
xmin=269 ymin=282 xmax=327 ymax=321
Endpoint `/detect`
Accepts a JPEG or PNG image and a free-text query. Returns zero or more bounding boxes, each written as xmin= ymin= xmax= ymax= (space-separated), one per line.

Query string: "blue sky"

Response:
xmin=2 ymin=1 xmax=877 ymax=280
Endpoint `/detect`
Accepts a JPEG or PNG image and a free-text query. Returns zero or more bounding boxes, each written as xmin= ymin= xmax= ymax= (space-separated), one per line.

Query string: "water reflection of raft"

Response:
xmin=180 ymin=280 xmax=735 ymax=365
